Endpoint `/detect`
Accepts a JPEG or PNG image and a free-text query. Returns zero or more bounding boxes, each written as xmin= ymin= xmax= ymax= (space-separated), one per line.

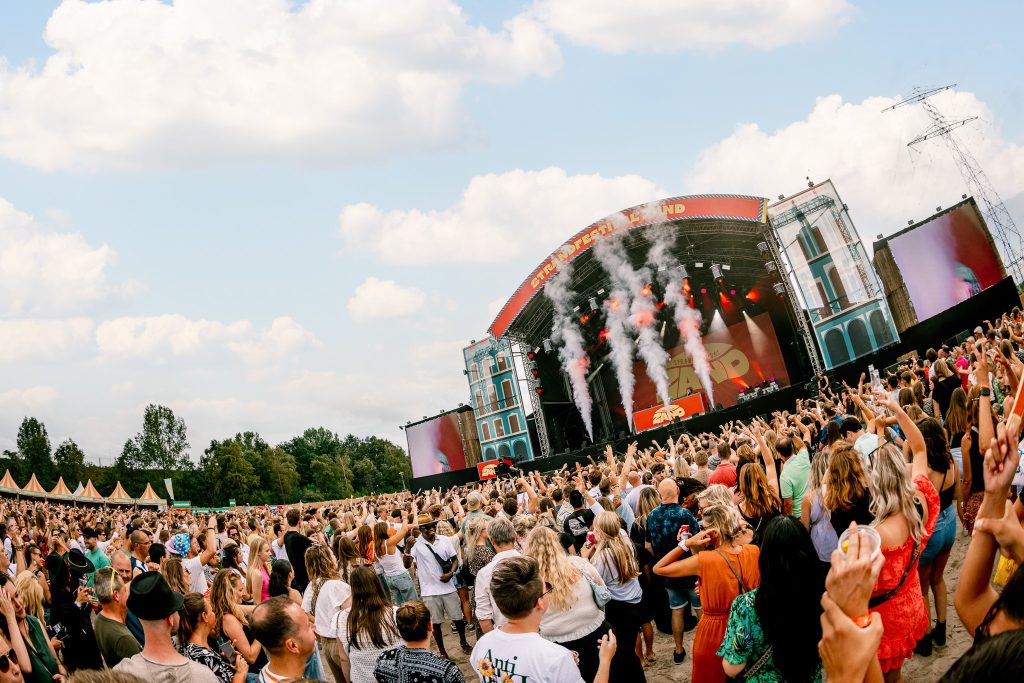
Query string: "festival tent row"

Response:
xmin=0 ymin=470 xmax=167 ymax=507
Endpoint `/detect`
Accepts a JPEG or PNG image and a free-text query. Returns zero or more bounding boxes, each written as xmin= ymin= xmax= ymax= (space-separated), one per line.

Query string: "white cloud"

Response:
xmin=531 ymin=0 xmax=854 ymax=53
xmin=688 ymin=90 xmax=1024 ymax=239
xmin=0 ymin=197 xmax=127 ymax=315
xmin=226 ymin=316 xmax=322 ymax=365
xmin=339 ymin=167 xmax=666 ymax=265
xmin=347 ymin=278 xmax=427 ymax=320
xmin=0 ymin=0 xmax=560 ymax=170
xmin=0 ymin=318 xmax=94 ymax=362
xmin=95 ymin=314 xmax=319 ymax=364
xmin=0 ymin=386 xmax=58 ymax=413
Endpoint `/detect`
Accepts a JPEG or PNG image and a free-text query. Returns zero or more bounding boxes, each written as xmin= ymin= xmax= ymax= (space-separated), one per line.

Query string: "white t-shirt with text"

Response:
xmin=470 ymin=629 xmax=584 ymax=683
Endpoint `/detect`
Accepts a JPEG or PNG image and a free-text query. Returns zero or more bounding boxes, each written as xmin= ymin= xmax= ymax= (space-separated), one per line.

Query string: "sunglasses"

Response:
xmin=540 ymin=581 xmax=553 ymax=598
xmin=0 ymin=648 xmax=17 ymax=673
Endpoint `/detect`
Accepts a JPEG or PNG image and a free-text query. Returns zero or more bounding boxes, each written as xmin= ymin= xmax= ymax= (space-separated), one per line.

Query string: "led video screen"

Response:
xmin=406 ymin=411 xmax=469 ymax=478
xmin=887 ymin=203 xmax=1004 ymax=321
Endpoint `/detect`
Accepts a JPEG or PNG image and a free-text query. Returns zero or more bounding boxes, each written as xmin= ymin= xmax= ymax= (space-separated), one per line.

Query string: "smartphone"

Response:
xmin=586 ymin=532 xmax=595 ymax=545
xmin=219 ymin=640 xmax=236 ymax=664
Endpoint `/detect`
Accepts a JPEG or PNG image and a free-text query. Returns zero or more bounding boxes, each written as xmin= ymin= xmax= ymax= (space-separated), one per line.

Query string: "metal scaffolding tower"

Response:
xmin=883 ymin=85 xmax=1024 ymax=284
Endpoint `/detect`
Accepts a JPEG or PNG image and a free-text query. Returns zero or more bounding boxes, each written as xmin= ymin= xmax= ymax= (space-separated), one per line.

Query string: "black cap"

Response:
xmin=127 ymin=572 xmax=184 ymax=620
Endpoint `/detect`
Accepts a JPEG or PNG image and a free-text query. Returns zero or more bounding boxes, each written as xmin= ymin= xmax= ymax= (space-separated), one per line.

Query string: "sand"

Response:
xmin=419 ymin=528 xmax=974 ymax=682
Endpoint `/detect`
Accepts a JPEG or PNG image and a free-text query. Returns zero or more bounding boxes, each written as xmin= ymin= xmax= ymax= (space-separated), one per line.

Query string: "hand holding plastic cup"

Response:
xmin=837 ymin=524 xmax=882 ymax=562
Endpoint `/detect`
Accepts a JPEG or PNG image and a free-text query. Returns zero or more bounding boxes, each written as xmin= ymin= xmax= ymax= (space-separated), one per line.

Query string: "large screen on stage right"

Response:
xmin=406 ymin=411 xmax=470 ymax=479
xmin=887 ymin=202 xmax=1005 ymax=321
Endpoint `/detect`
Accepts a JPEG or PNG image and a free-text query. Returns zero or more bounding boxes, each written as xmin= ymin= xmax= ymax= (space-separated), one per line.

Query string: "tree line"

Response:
xmin=1 ymin=404 xmax=412 ymax=506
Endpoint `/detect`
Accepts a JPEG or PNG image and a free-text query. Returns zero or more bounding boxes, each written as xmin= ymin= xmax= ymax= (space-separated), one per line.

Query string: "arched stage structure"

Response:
xmin=488 ymin=194 xmax=819 ymax=456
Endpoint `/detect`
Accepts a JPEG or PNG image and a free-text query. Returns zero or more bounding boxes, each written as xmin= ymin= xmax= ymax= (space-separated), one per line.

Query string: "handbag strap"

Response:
xmin=869 ymin=540 xmax=923 ymax=609
xmin=310 ymin=579 xmax=324 ymax=620
xmin=424 ymin=540 xmax=453 ymax=573
xmin=742 ymin=644 xmax=774 ymax=680
xmin=715 ymin=549 xmax=747 ymax=594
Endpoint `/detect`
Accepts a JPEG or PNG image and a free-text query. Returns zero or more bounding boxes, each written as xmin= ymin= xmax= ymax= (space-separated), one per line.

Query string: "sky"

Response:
xmin=0 ymin=0 xmax=1022 ymax=464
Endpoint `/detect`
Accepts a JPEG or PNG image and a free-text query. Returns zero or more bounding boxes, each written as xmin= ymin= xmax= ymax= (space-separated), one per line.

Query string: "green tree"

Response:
xmin=281 ymin=427 xmax=351 ymax=491
xmin=17 ymin=417 xmax=54 ymax=488
xmin=117 ymin=404 xmax=191 ymax=471
xmin=201 ymin=439 xmax=259 ymax=504
xmin=309 ymin=453 xmax=353 ymax=501
xmin=53 ymin=438 xmax=86 ymax=485
xmin=251 ymin=447 xmax=299 ymax=504
xmin=344 ymin=435 xmax=412 ymax=495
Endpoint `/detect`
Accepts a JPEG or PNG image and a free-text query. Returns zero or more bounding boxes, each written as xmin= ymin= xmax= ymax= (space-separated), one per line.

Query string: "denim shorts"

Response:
xmin=665 ymin=585 xmax=701 ymax=611
xmin=920 ymin=504 xmax=956 ymax=566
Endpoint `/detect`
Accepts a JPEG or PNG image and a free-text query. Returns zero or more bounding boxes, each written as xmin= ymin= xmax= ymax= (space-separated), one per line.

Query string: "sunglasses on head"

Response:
xmin=0 ymin=648 xmax=18 ymax=673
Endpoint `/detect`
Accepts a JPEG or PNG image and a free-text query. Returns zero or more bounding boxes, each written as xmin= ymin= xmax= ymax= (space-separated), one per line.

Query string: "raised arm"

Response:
xmin=874 ymin=390 xmax=927 ymax=480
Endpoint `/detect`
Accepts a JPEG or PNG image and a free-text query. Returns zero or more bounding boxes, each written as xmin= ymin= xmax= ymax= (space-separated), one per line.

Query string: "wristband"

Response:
xmin=677 ymin=538 xmax=689 ymax=552
xmin=850 ymin=614 xmax=872 ymax=628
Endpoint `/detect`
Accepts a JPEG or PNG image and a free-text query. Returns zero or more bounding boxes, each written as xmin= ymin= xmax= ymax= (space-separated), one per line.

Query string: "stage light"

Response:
xmin=694 ymin=262 xmax=704 ymax=268
xmin=531 ymin=368 xmax=540 ymax=378
xmin=700 ymin=287 xmax=707 ymax=294
xmin=745 ymin=289 xmax=759 ymax=302
xmin=683 ymin=278 xmax=691 ymax=294
xmin=580 ymin=314 xmax=590 ymax=324
xmin=757 ymin=241 xmax=769 ymax=255
xmin=542 ymin=339 xmax=553 ymax=353
xmin=710 ymin=264 xmax=723 ymax=280
xmin=678 ymin=265 xmax=688 ymax=280
xmin=773 ymin=282 xmax=786 ymax=297
xmin=527 ymin=351 xmax=536 ymax=360
xmin=765 ymin=261 xmax=777 ymax=274
xmin=588 ymin=297 xmax=599 ymax=311
xmin=729 ymin=288 xmax=736 ymax=296
xmin=535 ymin=386 xmax=543 ymax=395
xmin=722 ymin=265 xmax=731 ymax=272
xmin=608 ymin=299 xmax=620 ymax=310
xmin=640 ymin=284 xmax=653 ymax=297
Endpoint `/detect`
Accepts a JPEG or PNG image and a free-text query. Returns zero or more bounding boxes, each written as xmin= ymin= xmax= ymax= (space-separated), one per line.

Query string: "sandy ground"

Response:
xmin=413 ymin=528 xmax=975 ymax=683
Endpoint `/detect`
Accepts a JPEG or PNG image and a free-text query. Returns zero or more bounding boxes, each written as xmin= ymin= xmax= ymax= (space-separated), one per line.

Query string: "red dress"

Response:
xmin=693 ymin=545 xmax=761 ymax=683
xmin=871 ymin=474 xmax=939 ymax=672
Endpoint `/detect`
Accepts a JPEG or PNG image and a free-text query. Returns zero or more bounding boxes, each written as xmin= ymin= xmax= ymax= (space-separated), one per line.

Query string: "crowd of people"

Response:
xmin=2 ymin=313 xmax=1024 ymax=683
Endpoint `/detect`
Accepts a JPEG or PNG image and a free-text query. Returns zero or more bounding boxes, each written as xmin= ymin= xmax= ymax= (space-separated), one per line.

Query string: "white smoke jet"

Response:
xmin=593 ymin=234 xmax=673 ymax=428
xmin=602 ymin=286 xmax=636 ymax=431
xmin=544 ymin=262 xmax=595 ymax=441
xmin=646 ymin=225 xmax=716 ymax=406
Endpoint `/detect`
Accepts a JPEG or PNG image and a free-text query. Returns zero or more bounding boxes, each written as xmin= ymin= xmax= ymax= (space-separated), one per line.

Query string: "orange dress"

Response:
xmin=693 ymin=545 xmax=762 ymax=683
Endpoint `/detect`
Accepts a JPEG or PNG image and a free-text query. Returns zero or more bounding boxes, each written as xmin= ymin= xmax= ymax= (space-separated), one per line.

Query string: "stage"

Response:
xmin=409 ymin=276 xmax=1020 ymax=492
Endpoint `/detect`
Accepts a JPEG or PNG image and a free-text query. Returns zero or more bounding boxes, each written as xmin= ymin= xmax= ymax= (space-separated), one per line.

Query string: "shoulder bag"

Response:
xmin=423 ymin=541 xmax=457 ymax=580
xmin=581 ymin=567 xmax=612 ymax=608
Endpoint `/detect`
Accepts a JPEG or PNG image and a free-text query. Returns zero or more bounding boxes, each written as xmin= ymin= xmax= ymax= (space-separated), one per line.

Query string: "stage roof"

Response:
xmin=492 ymin=194 xmax=771 ymax=347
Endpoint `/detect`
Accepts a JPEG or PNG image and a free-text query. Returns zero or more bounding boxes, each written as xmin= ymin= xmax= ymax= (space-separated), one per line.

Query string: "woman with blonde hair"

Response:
xmin=13 ymin=572 xmax=44 ymax=625
xmin=588 ymin=511 xmax=645 ymax=679
xmin=246 ymin=537 xmax=272 ymax=605
xmin=944 ymin=386 xmax=969 ymax=475
xmin=161 ymin=557 xmax=190 ymax=595
xmin=697 ymin=484 xmax=735 ymax=513
xmin=522 ymin=526 xmax=611 ymax=682
xmin=865 ymin=393 xmax=938 ymax=681
xmin=303 ymin=545 xmax=352 ymax=683
xmin=210 ymin=569 xmax=261 ymax=667
xmin=654 ymin=504 xmax=760 ymax=683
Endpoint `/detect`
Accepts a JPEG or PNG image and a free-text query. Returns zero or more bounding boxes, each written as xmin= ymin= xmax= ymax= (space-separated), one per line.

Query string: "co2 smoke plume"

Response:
xmin=544 ymin=260 xmax=594 ymax=441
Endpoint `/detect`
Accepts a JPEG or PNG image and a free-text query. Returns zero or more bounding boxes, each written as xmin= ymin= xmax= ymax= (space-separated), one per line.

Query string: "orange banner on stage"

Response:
xmin=477 ymin=461 xmax=499 ymax=480
xmin=633 ymin=394 xmax=707 ymax=431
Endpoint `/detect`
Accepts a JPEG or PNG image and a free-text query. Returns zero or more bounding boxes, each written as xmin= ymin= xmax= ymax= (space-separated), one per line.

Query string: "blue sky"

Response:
xmin=0 ymin=0 xmax=1021 ymax=464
